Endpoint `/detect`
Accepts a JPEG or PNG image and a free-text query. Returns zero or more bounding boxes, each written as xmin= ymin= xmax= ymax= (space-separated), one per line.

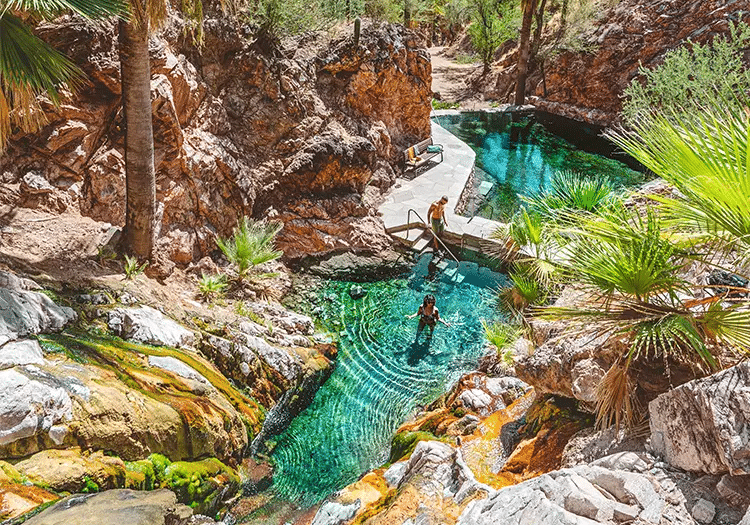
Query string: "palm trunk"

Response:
xmin=514 ymin=0 xmax=537 ymax=106
xmin=119 ymin=16 xmax=155 ymax=260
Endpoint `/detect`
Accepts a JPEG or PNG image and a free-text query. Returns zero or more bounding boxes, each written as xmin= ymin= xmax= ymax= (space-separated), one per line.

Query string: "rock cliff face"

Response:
xmin=0 ymin=16 xmax=431 ymax=263
xmin=482 ymin=0 xmax=750 ymax=124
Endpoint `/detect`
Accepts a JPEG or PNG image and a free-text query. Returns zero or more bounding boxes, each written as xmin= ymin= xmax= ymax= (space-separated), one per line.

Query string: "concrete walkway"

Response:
xmin=378 ymin=119 xmax=504 ymax=240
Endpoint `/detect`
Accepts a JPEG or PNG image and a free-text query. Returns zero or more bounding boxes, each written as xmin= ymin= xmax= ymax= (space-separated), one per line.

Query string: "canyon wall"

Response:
xmin=0 ymin=15 xmax=431 ymax=263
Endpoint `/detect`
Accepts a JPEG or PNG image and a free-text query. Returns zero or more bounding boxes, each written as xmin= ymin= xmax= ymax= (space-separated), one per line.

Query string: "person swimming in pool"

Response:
xmin=406 ymin=294 xmax=451 ymax=339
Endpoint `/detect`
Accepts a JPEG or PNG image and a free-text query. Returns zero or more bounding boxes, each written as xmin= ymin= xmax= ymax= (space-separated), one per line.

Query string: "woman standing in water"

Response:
xmin=406 ymin=294 xmax=451 ymax=339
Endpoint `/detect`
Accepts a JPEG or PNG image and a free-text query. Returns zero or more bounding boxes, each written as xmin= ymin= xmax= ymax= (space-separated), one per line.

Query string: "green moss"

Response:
xmin=80 ymin=476 xmax=99 ymax=494
xmin=0 ymin=460 xmax=23 ymax=483
xmin=162 ymin=458 xmax=239 ymax=514
xmin=389 ymin=431 xmax=447 ymax=463
xmin=39 ymin=331 xmax=266 ymax=434
xmin=126 ymin=459 xmax=158 ymax=490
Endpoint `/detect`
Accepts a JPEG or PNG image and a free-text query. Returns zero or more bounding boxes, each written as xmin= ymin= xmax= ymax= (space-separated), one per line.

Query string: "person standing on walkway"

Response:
xmin=427 ymin=196 xmax=449 ymax=251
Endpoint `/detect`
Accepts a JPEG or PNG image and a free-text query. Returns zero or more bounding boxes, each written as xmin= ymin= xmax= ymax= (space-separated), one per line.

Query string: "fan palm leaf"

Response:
xmin=0 ymin=0 xmax=126 ymax=152
xmin=608 ymin=100 xmax=750 ymax=268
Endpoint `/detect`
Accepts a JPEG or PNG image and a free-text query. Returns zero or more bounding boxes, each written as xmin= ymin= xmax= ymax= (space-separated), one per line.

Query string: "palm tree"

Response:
xmin=118 ymin=0 xmax=164 ymax=260
xmin=514 ymin=0 xmax=536 ymax=106
xmin=0 ymin=0 xmax=125 ymax=152
xmin=541 ymin=206 xmax=750 ymax=429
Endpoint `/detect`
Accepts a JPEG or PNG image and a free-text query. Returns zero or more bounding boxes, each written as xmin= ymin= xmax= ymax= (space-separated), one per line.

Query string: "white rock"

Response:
xmin=0 ymin=339 xmax=45 ymax=369
xmin=239 ymin=333 xmax=301 ymax=381
xmin=384 ymin=461 xmax=408 ymax=487
xmin=459 ymin=388 xmax=493 ymax=412
xmin=109 ymin=306 xmax=194 ymax=348
xmin=0 ymin=289 xmax=76 ymax=346
xmin=48 ymin=424 xmax=69 ymax=445
xmin=739 ymin=506 xmax=750 ymax=525
xmin=0 ymin=368 xmax=72 ymax=446
xmin=690 ymin=498 xmax=715 ymax=524
xmin=649 ymin=362 xmax=750 ymax=475
xmin=311 ymin=500 xmax=360 ymax=525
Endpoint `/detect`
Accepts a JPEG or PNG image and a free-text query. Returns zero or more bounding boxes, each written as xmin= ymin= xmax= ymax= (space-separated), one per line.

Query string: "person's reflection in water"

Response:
xmin=406 ymin=338 xmax=431 ymax=367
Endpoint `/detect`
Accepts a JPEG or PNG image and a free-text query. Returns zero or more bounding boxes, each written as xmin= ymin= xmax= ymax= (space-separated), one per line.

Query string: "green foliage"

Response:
xmin=502 ymin=267 xmax=545 ymax=312
xmin=467 ymin=0 xmax=519 ymax=70
xmin=523 ymin=170 xmax=615 ymax=218
xmin=540 ymin=204 xmax=750 ymax=429
xmin=432 ymin=99 xmax=460 ymax=110
xmin=482 ymin=320 xmax=519 ymax=356
xmin=0 ymin=0 xmax=126 ymax=151
xmin=123 ymin=255 xmax=148 ymax=280
xmin=216 ymin=217 xmax=283 ymax=279
xmin=454 ymin=52 xmax=479 ymax=64
xmin=198 ymin=273 xmax=228 ymax=301
xmin=622 ymin=21 xmax=750 ymax=126
xmin=80 ymin=476 xmax=100 ymax=494
xmin=566 ymin=209 xmax=682 ymax=302
xmin=389 ymin=431 xmax=447 ymax=463
xmin=610 ymin=96 xmax=750 ymax=271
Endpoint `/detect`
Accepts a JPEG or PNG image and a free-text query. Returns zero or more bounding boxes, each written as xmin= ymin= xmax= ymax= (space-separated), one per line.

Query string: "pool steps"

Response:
xmin=379 ymin=121 xmax=507 ymax=261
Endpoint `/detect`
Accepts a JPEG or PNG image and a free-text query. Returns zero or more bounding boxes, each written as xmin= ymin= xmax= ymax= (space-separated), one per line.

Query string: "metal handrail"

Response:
xmin=406 ymin=208 xmax=459 ymax=263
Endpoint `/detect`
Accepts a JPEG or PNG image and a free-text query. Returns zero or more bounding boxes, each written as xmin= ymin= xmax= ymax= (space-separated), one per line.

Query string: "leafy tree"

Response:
xmin=0 ymin=0 xmax=125 ymax=152
xmin=468 ymin=0 xmax=519 ymax=73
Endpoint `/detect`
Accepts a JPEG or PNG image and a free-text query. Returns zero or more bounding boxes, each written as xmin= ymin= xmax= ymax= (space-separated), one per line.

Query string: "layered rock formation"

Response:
xmin=0 ymin=269 xmax=335 ymax=520
xmin=1 ymin=16 xmax=431 ymax=263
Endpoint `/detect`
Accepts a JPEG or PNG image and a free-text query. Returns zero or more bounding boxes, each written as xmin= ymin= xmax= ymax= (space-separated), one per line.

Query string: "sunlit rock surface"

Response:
xmin=1 ymin=18 xmax=431 ymax=262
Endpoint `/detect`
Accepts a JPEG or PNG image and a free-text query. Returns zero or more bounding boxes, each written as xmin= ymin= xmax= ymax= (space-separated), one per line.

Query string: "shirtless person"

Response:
xmin=426 ymin=196 xmax=449 ymax=251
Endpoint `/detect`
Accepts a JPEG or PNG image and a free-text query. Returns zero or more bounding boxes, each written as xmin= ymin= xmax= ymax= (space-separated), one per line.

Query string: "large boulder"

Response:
xmin=649 ymin=362 xmax=750 ymax=475
xmin=458 ymin=454 xmax=685 ymax=525
xmin=0 ymin=287 xmax=76 ymax=346
xmin=0 ymin=368 xmax=74 ymax=456
xmin=14 ymin=448 xmax=126 ymax=492
xmin=0 ymin=350 xmax=248 ymax=462
xmin=22 ymin=489 xmax=196 ymax=525
xmin=108 ymin=306 xmax=195 ymax=348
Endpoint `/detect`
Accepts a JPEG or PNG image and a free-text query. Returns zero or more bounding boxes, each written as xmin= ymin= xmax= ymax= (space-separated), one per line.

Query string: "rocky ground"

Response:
xmin=0 ymin=258 xmax=337 ymax=522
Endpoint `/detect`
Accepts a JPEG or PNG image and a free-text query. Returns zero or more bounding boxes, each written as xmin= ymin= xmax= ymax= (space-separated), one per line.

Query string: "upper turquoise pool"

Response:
xmin=434 ymin=110 xmax=644 ymax=220
xmin=267 ymin=255 xmax=505 ymax=506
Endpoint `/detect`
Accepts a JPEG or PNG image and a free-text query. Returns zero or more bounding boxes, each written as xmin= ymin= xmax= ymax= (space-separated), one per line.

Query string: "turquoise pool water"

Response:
xmin=267 ymin=255 xmax=504 ymax=506
xmin=434 ymin=111 xmax=644 ymax=220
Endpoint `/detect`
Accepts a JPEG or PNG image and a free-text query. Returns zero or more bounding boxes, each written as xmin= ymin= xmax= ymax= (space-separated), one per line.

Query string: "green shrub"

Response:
xmin=523 ymin=170 xmax=615 ymax=218
xmin=622 ymin=21 xmax=750 ymax=125
xmin=198 ymin=273 xmax=228 ymax=301
xmin=468 ymin=0 xmax=519 ymax=71
xmin=482 ymin=320 xmax=519 ymax=355
xmin=124 ymin=255 xmax=148 ymax=279
xmin=217 ymin=217 xmax=283 ymax=280
xmin=432 ymin=99 xmax=460 ymax=110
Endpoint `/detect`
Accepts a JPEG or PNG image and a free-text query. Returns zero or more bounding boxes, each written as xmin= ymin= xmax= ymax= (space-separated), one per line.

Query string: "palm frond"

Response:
xmin=595 ymin=360 xmax=639 ymax=430
xmin=0 ymin=12 xmax=84 ymax=151
xmin=523 ymin=170 xmax=615 ymax=219
xmin=217 ymin=217 xmax=283 ymax=279
xmin=4 ymin=0 xmax=127 ymax=19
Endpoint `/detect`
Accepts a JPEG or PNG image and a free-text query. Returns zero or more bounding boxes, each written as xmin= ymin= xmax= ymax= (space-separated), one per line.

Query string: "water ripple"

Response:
xmin=269 ymin=255 xmax=505 ymax=505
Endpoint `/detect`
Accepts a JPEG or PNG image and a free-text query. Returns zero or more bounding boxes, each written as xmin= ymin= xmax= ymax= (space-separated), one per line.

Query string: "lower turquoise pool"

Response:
xmin=268 ymin=255 xmax=504 ymax=505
